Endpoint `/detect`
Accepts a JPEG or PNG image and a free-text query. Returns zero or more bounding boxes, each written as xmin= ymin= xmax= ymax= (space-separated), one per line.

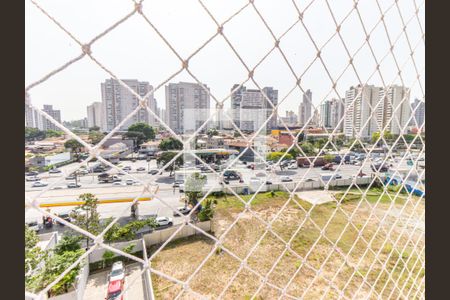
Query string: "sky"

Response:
xmin=25 ymin=0 xmax=425 ymax=122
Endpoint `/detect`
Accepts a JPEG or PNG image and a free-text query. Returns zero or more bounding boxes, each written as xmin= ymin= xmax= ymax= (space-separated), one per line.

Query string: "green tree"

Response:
xmin=102 ymin=250 xmax=115 ymax=268
xmin=25 ymin=127 xmax=46 ymax=141
xmin=324 ymin=154 xmax=335 ymax=163
xmin=25 ymin=226 xmax=47 ymax=276
xmin=27 ymin=249 xmax=85 ymax=296
xmin=266 ymin=152 xmax=293 ymax=162
xmin=158 ymin=137 xmax=183 ymax=151
xmin=185 ymin=173 xmax=207 ymax=206
xmin=122 ymin=243 xmax=136 ymax=262
xmin=281 ymin=147 xmax=300 ymax=158
xmin=157 ymin=151 xmax=183 ymax=176
xmin=123 ymin=131 xmax=147 ymax=147
xmin=45 ymin=129 xmax=63 ymax=137
xmin=89 ymin=126 xmax=100 ymax=132
xmin=54 ymin=235 xmax=81 ymax=255
xmin=299 ymin=142 xmax=316 ymax=156
xmin=372 ymin=131 xmax=393 ymax=144
xmin=403 ymin=133 xmax=416 ymax=143
xmin=88 ymin=131 xmax=105 ymax=145
xmin=198 ymin=199 xmax=216 ymax=222
xmin=233 ymin=130 xmax=242 ymax=138
xmin=313 ymin=138 xmax=328 ymax=150
xmin=70 ymin=193 xmax=101 ymax=249
xmin=128 ymin=122 xmax=155 ymax=141
xmin=207 ymin=128 xmax=219 ymax=137
xmin=64 ymin=139 xmax=84 ymax=160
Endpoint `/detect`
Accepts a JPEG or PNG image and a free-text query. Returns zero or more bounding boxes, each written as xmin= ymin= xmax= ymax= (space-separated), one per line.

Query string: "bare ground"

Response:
xmin=150 ymin=191 xmax=424 ymax=300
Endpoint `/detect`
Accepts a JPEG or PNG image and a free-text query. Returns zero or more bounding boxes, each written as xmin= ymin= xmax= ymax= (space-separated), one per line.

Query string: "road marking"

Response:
xmin=37 ymin=197 xmax=153 ymax=208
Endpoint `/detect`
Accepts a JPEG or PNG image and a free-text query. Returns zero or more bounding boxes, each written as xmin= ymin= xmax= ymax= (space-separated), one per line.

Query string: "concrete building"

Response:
xmin=380 ymin=85 xmax=411 ymax=135
xmin=42 ymin=105 xmax=62 ymax=131
xmin=87 ymin=102 xmax=103 ymax=129
xmin=298 ymin=89 xmax=312 ymax=126
xmin=165 ymin=82 xmax=211 ymax=134
xmin=343 ymin=84 xmax=382 ymax=139
xmin=25 ymin=103 xmax=44 ymax=130
xmin=231 ymin=85 xmax=278 ymax=132
xmin=411 ymin=98 xmax=425 ymax=128
xmin=101 ymin=78 xmax=157 ymax=132
xmin=280 ymin=110 xmax=298 ymax=127
xmin=320 ymin=98 xmax=345 ymax=131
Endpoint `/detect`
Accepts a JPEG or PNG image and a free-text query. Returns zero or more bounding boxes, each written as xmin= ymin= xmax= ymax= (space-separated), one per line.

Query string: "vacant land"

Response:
xmin=150 ymin=190 xmax=424 ymax=300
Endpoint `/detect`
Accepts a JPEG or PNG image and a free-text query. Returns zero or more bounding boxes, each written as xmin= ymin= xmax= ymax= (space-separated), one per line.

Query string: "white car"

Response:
xmin=125 ymin=179 xmax=135 ymax=185
xmin=26 ymin=176 xmax=40 ymax=182
xmin=136 ymin=167 xmax=146 ymax=171
xmin=108 ymin=261 xmax=125 ymax=283
xmin=112 ymin=182 xmax=126 ymax=186
xmin=287 ymin=164 xmax=298 ymax=169
xmin=280 ymin=176 xmax=293 ymax=182
xmin=156 ymin=216 xmax=173 ymax=227
xmin=32 ymin=181 xmax=48 ymax=187
xmin=26 ymin=221 xmax=40 ymax=233
xmin=67 ymin=183 xmax=81 ymax=188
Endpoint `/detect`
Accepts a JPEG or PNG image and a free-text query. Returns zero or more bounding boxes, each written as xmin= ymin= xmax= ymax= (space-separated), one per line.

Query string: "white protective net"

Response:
xmin=25 ymin=0 xmax=424 ymax=299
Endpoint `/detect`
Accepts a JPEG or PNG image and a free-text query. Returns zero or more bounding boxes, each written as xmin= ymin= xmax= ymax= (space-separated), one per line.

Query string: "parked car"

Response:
xmin=67 ymin=183 xmax=81 ymax=188
xmin=26 ymin=221 xmax=40 ymax=233
xmin=280 ymin=176 xmax=293 ymax=182
xmin=173 ymin=206 xmax=191 ymax=217
xmin=48 ymin=168 xmax=61 ymax=174
xmin=335 ymin=174 xmax=343 ymax=179
xmin=287 ymin=163 xmax=298 ymax=169
xmin=136 ymin=167 xmax=146 ymax=171
xmin=305 ymin=178 xmax=315 ymax=182
xmin=56 ymin=212 xmax=72 ymax=225
xmin=371 ymin=163 xmax=389 ymax=172
xmin=112 ymin=182 xmax=126 ymax=186
xmin=26 ymin=176 xmax=40 ymax=182
xmin=321 ymin=163 xmax=334 ymax=171
xmin=77 ymin=169 xmax=89 ymax=175
xmin=172 ymin=180 xmax=183 ymax=188
xmin=25 ymin=171 xmax=39 ymax=176
xmin=122 ymin=166 xmax=132 ymax=171
xmin=108 ymin=261 xmax=125 ymax=283
xmin=32 ymin=181 xmax=48 ymax=187
xmin=106 ymin=280 xmax=124 ymax=300
xmin=52 ymin=186 xmax=65 ymax=190
xmin=148 ymin=169 xmax=159 ymax=175
xmin=125 ymin=179 xmax=135 ymax=185
xmin=156 ymin=216 xmax=173 ymax=227
xmin=65 ymin=174 xmax=76 ymax=180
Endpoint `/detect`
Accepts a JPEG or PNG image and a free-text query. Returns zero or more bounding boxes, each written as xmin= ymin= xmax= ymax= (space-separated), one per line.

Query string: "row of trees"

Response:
xmin=25 ymin=127 xmax=64 ymax=141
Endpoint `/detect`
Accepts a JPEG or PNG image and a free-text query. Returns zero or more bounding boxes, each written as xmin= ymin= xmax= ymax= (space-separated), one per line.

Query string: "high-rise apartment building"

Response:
xmin=42 ymin=105 xmax=62 ymax=131
xmin=411 ymin=98 xmax=425 ymax=128
xmin=101 ymin=78 xmax=157 ymax=132
xmin=25 ymin=103 xmax=44 ymax=130
xmin=165 ymin=82 xmax=211 ymax=134
xmin=298 ymin=89 xmax=312 ymax=126
xmin=280 ymin=110 xmax=298 ymax=127
xmin=231 ymin=85 xmax=278 ymax=132
xmin=343 ymin=84 xmax=382 ymax=139
xmin=320 ymin=98 xmax=345 ymax=131
xmin=380 ymin=85 xmax=411 ymax=135
xmin=87 ymin=102 xmax=103 ymax=129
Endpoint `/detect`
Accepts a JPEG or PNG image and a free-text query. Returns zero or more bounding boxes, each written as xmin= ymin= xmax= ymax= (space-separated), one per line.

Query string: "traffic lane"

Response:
xmin=25 ymin=189 xmax=186 ymax=223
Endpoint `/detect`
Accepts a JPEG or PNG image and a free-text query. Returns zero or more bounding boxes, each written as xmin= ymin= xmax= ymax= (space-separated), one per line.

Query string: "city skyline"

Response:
xmin=26 ymin=0 xmax=424 ymax=121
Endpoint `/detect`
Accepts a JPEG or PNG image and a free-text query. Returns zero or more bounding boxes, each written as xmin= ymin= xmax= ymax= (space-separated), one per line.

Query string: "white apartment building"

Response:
xmin=380 ymin=85 xmax=411 ymax=135
xmin=411 ymin=98 xmax=425 ymax=128
xmin=320 ymin=98 xmax=345 ymax=131
xmin=298 ymin=89 xmax=312 ymax=126
xmin=344 ymin=84 xmax=382 ymax=139
xmin=165 ymin=82 xmax=211 ymax=134
xmin=101 ymin=78 xmax=157 ymax=132
xmin=25 ymin=103 xmax=44 ymax=130
xmin=86 ymin=102 xmax=103 ymax=129
xmin=42 ymin=105 xmax=62 ymax=131
xmin=238 ymin=87 xmax=278 ymax=132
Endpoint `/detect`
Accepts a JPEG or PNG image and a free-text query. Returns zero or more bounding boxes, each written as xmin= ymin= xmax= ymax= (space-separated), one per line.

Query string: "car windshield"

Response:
xmin=107 ymin=291 xmax=122 ymax=299
xmin=110 ymin=269 xmax=123 ymax=276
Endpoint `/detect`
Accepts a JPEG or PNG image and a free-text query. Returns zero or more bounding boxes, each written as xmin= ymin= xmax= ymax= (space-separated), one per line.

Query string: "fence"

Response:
xmin=25 ymin=0 xmax=424 ymax=299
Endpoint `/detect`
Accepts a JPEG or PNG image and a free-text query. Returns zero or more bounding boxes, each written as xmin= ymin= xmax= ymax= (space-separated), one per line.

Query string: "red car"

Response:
xmin=106 ymin=280 xmax=124 ymax=300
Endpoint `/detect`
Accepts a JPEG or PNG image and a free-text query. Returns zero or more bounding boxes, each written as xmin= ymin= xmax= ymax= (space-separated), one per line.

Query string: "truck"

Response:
xmin=297 ymin=156 xmax=325 ymax=168
xmin=97 ymin=173 xmax=121 ymax=183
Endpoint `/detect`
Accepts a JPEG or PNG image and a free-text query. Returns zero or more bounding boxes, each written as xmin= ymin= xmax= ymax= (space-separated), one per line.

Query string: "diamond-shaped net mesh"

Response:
xmin=25 ymin=0 xmax=424 ymax=299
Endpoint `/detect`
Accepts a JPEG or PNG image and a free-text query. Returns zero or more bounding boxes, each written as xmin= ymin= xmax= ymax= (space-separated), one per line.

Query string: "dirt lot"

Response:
xmin=149 ymin=190 xmax=424 ymax=300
